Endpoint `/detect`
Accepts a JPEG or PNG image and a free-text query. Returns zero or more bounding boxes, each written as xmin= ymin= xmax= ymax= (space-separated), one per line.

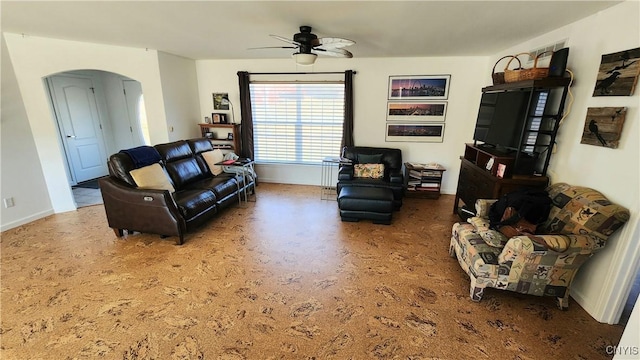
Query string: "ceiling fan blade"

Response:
xmin=314 ymin=47 xmax=353 ymax=58
xmin=270 ymin=34 xmax=300 ymax=46
xmin=248 ymin=46 xmax=298 ymax=50
xmin=313 ymin=37 xmax=355 ymax=48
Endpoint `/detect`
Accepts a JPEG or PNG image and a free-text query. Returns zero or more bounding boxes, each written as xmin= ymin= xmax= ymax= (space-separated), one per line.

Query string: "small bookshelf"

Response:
xmin=198 ymin=123 xmax=240 ymax=153
xmin=403 ymin=162 xmax=446 ymax=199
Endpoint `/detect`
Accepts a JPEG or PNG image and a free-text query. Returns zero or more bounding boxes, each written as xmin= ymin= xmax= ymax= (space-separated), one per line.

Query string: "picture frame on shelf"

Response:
xmin=212 ymin=113 xmax=228 ymax=124
xmin=388 ymin=75 xmax=450 ymax=100
xmin=386 ymin=101 xmax=447 ymax=122
xmin=385 ymin=123 xmax=444 ymax=142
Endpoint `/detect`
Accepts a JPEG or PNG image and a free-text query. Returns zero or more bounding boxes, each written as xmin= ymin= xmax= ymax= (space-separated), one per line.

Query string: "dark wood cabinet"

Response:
xmin=453 ymin=148 xmax=549 ymax=215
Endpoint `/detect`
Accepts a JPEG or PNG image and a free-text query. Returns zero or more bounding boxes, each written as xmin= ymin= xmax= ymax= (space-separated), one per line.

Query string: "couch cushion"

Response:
xmin=354 ymin=164 xmax=385 ymax=179
xmin=188 ymin=138 xmax=214 ymax=155
xmin=107 ymin=153 xmax=137 ymax=186
xmin=164 ymin=158 xmax=207 ymax=190
xmin=186 ymin=174 xmax=239 ymax=199
xmin=129 ymin=163 xmax=175 ymax=193
xmin=357 ymin=153 xmax=382 ymax=164
xmin=343 ymin=146 xmax=402 ymax=170
xmin=540 ymin=183 xmax=630 ymax=240
xmin=172 ymin=189 xmax=217 ymax=220
xmin=202 ymin=149 xmax=224 ymax=175
xmin=155 ymin=140 xmax=193 ymax=162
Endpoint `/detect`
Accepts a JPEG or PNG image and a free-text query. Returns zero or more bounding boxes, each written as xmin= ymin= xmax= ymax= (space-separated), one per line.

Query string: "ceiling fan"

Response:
xmin=251 ymin=26 xmax=355 ymax=65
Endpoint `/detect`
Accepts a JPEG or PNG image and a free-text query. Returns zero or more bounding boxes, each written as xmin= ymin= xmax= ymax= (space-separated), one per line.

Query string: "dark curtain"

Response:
xmin=237 ymin=71 xmax=254 ymax=159
xmin=342 ymin=70 xmax=355 ymax=150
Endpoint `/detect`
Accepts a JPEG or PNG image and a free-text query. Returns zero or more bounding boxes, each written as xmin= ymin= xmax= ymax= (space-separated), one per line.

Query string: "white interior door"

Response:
xmin=122 ymin=79 xmax=149 ymax=146
xmin=50 ymin=75 xmax=109 ymax=183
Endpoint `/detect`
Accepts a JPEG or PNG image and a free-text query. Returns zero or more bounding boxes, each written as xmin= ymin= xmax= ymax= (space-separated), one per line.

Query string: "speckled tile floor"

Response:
xmin=0 ymin=183 xmax=625 ymax=359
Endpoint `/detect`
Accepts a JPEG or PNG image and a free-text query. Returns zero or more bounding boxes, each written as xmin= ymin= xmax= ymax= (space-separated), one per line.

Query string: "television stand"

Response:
xmin=454 ymin=144 xmax=548 ymax=216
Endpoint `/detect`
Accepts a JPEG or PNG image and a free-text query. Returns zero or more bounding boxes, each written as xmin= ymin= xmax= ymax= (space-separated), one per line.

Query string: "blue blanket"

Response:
xmin=120 ymin=146 xmax=161 ymax=168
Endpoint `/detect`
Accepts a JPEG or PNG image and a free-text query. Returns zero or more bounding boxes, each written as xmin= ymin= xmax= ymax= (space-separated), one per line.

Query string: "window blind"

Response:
xmin=250 ymin=82 xmax=345 ymax=164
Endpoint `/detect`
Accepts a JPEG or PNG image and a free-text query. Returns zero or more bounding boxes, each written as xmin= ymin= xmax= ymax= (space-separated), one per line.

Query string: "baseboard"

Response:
xmin=570 ymin=288 xmax=603 ymax=322
xmin=0 ymin=209 xmax=55 ymax=232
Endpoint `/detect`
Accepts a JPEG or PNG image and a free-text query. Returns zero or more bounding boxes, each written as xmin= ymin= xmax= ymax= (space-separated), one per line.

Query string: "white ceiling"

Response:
xmin=1 ymin=1 xmax=622 ymax=60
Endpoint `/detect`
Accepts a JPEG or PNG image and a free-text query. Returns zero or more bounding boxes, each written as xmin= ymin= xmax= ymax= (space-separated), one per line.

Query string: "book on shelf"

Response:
xmin=414 ymin=186 xmax=439 ymax=192
xmin=409 ymin=170 xmax=442 ymax=179
xmin=212 ymin=144 xmax=233 ymax=149
xmin=420 ymin=183 xmax=440 ymax=188
xmin=408 ymin=162 xmax=445 ymax=171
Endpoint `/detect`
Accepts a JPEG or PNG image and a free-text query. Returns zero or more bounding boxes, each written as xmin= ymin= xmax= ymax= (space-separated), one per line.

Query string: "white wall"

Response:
xmin=3 ymin=33 xmax=171 ymax=216
xmin=158 ymin=51 xmax=201 ymax=141
xmin=492 ymin=1 xmax=639 ymax=323
xmin=0 ymin=37 xmax=53 ymax=231
xmin=196 ymin=56 xmax=488 ymax=190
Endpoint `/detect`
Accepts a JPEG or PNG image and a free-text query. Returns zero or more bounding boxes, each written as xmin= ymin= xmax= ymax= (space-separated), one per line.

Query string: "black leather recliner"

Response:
xmin=337 ymin=146 xmax=404 ymax=209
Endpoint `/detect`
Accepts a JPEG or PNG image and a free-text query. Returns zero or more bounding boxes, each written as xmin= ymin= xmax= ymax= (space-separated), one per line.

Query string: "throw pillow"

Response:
xmin=202 ymin=149 xmax=224 ymax=175
xmin=353 ymin=163 xmax=385 ymax=179
xmin=129 ymin=163 xmax=175 ymax=193
xmin=357 ymin=153 xmax=382 ymax=164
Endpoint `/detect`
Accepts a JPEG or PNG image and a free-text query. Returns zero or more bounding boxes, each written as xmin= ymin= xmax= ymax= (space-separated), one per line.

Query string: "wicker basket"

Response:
xmin=492 ymin=55 xmax=522 ymax=85
xmin=504 ymin=52 xmax=552 ymax=83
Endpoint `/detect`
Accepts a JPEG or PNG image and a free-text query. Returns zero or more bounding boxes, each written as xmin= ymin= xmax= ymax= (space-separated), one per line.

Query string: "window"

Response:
xmin=250 ymin=82 xmax=345 ymax=164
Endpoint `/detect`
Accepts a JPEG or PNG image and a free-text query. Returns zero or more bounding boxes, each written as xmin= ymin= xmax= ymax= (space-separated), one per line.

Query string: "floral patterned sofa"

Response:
xmin=449 ymin=182 xmax=629 ymax=309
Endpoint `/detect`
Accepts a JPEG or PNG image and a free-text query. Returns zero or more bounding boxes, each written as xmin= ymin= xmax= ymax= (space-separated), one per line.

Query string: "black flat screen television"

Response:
xmin=473 ymin=90 xmax=532 ymax=150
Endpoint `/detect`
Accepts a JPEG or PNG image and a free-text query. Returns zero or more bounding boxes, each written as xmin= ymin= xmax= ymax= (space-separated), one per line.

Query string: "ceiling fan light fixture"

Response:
xmin=292 ymin=52 xmax=317 ymax=65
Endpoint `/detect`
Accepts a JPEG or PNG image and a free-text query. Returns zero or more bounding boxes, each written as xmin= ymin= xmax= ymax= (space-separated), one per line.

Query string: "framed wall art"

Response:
xmin=386 ymin=101 xmax=447 ymax=122
xmin=388 ymin=75 xmax=450 ymax=100
xmin=385 ymin=123 xmax=444 ymax=143
xmin=580 ymin=107 xmax=626 ymax=148
xmin=593 ymin=47 xmax=640 ymax=96
xmin=213 ymin=93 xmax=230 ymax=110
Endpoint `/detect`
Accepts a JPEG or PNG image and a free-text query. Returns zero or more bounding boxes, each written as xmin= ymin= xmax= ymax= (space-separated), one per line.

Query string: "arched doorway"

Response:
xmin=45 ymin=70 xmax=148 ymax=207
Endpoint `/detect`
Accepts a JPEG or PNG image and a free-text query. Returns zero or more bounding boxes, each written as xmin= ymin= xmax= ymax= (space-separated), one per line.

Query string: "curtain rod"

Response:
xmin=247 ymin=71 xmax=356 ymax=76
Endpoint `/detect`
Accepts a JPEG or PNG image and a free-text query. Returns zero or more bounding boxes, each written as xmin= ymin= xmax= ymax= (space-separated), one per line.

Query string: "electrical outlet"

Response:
xmin=3 ymin=197 xmax=15 ymax=208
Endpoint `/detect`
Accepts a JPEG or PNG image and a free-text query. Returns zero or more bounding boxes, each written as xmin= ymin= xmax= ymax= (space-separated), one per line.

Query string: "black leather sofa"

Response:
xmin=99 ymin=138 xmax=254 ymax=245
xmin=337 ymin=146 xmax=405 ymax=210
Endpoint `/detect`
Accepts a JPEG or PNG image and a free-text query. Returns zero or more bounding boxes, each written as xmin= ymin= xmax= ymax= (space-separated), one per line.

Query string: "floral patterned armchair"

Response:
xmin=449 ymin=182 xmax=629 ymax=309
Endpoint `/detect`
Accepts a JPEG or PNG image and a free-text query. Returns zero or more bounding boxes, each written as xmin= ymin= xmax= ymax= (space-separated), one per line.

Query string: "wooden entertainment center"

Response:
xmin=453 ymin=144 xmax=549 ymax=215
xmin=453 ymin=78 xmax=571 ymax=216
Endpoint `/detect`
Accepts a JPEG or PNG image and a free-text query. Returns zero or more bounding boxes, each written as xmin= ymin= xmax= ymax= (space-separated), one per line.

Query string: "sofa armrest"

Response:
xmin=338 ymin=164 xmax=354 ymax=181
xmin=99 ymin=178 xmax=186 ymax=241
xmin=498 ymin=234 xmax=599 ymax=264
xmin=389 ymin=169 xmax=403 ymax=184
xmin=475 ymin=199 xmax=498 ymax=218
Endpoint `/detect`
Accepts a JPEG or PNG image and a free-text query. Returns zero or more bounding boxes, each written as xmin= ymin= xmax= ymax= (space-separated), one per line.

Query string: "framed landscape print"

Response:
xmin=388 ymin=75 xmax=450 ymax=100
xmin=385 ymin=123 xmax=444 ymax=142
xmin=386 ymin=101 xmax=447 ymax=122
xmin=593 ymin=47 xmax=640 ymax=96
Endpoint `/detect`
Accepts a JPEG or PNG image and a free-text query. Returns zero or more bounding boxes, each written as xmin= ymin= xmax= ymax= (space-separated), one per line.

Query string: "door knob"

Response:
xmin=66 ymin=135 xmax=76 ymax=138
